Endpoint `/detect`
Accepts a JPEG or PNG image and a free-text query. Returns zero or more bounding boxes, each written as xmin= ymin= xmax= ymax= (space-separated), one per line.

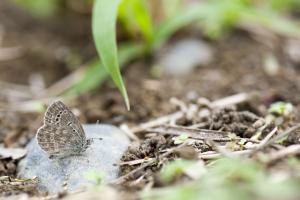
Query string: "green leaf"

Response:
xmin=268 ymin=101 xmax=293 ymax=116
xmin=119 ymin=0 xmax=154 ymax=45
xmin=241 ymin=8 xmax=300 ymax=38
xmin=92 ymin=0 xmax=130 ymax=110
xmin=161 ymin=160 xmax=202 ymax=184
xmin=84 ymin=169 xmax=104 ymax=185
xmin=144 ymin=158 xmax=300 ymax=200
xmin=153 ymin=3 xmax=219 ymax=47
xmin=172 ymin=134 xmax=189 ymax=145
xmin=162 ymin=0 xmax=183 ymax=18
xmin=155 ymin=0 xmax=300 ymax=47
xmin=154 ymin=5 xmax=204 ymax=48
xmin=64 ymin=60 xmax=104 ymax=97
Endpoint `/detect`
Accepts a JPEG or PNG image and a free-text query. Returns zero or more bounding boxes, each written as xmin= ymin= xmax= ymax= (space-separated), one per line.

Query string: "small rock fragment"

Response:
xmin=0 ymin=147 xmax=27 ymax=160
xmin=155 ymin=39 xmax=214 ymax=75
xmin=285 ymin=39 xmax=300 ymax=66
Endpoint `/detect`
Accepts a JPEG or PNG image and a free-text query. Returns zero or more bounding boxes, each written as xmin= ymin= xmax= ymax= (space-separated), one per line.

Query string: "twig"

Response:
xmin=0 ymin=88 xmax=32 ymax=100
xmin=130 ymin=93 xmax=250 ymax=133
xmin=112 ymin=143 xmax=187 ymax=184
xmin=188 ymin=122 xmax=209 ymax=129
xmin=119 ymin=158 xmax=153 ymax=166
xmin=131 ymin=111 xmax=184 ymax=133
xmin=264 ymin=123 xmax=300 ymax=148
xmin=0 ymin=81 xmax=31 ymax=92
xmin=29 ymin=73 xmax=46 ymax=98
xmin=112 ymin=160 xmax=152 ymax=185
xmin=199 ymin=150 xmax=252 ymax=160
xmin=0 ymin=46 xmax=24 ymax=61
xmin=206 ymin=140 xmax=236 ymax=159
xmin=128 ymin=172 xmax=149 ymax=187
xmin=0 ymin=81 xmax=32 ymax=100
xmin=210 ymin=93 xmax=249 ymax=108
xmin=249 ymin=126 xmax=278 ymax=155
xmin=267 ymin=145 xmax=300 ymax=163
xmin=120 ymin=124 xmax=140 ymax=142
xmin=147 ymin=125 xmax=257 ymax=143
xmin=250 ymin=121 xmax=269 ymax=141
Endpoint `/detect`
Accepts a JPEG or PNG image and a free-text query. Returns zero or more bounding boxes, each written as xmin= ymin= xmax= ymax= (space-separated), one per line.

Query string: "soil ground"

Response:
xmin=0 ymin=0 xmax=300 ymax=198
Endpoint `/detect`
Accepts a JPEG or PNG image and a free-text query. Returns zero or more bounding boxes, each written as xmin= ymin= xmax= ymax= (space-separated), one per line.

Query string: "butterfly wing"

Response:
xmin=37 ymin=124 xmax=85 ymax=157
xmin=44 ymin=101 xmax=86 ymax=141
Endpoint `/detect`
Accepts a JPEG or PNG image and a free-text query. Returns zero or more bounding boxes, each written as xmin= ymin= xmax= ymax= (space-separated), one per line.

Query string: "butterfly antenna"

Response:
xmin=91 ymin=137 xmax=103 ymax=141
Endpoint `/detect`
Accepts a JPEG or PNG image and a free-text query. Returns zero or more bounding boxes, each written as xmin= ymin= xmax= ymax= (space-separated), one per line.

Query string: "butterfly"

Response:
xmin=36 ymin=101 xmax=92 ymax=158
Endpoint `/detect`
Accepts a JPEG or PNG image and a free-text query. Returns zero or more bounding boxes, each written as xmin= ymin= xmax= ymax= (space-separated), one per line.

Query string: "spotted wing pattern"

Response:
xmin=44 ymin=101 xmax=86 ymax=142
xmin=36 ymin=101 xmax=87 ymax=157
xmin=37 ymin=125 xmax=84 ymax=156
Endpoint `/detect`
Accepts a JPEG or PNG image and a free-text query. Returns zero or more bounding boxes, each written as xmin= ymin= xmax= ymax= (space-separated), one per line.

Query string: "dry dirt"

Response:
xmin=0 ymin=0 xmax=300 ymax=197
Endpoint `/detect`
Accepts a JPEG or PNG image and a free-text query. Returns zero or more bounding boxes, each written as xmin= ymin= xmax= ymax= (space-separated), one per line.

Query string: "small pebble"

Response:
xmin=155 ymin=39 xmax=214 ymax=75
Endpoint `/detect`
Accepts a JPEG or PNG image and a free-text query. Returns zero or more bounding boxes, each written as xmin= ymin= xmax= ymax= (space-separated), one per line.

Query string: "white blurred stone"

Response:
xmin=285 ymin=39 xmax=300 ymax=65
xmin=156 ymin=39 xmax=214 ymax=75
xmin=263 ymin=53 xmax=280 ymax=76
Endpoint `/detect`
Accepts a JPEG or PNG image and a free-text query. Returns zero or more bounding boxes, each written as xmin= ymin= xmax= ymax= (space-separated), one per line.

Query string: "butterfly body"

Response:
xmin=36 ymin=101 xmax=92 ymax=158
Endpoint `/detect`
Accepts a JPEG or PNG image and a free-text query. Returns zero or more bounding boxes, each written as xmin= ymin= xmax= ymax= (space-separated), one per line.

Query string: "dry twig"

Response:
xmin=120 ymin=124 xmax=140 ymax=142
xmin=147 ymin=125 xmax=232 ymax=142
xmin=206 ymin=140 xmax=236 ymax=159
xmin=264 ymin=123 xmax=300 ymax=148
xmin=119 ymin=158 xmax=153 ymax=166
xmin=249 ymin=126 xmax=278 ymax=156
xmin=0 ymin=46 xmax=24 ymax=61
xmin=131 ymin=111 xmax=184 ymax=133
xmin=112 ymin=143 xmax=187 ymax=184
xmin=267 ymin=145 xmax=300 ymax=163
xmin=210 ymin=93 xmax=250 ymax=108
xmin=130 ymin=93 xmax=250 ymax=133
xmin=199 ymin=149 xmax=252 ymax=160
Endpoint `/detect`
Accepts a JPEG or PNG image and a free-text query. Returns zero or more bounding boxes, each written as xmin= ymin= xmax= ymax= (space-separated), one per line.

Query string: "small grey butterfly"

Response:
xmin=36 ymin=101 xmax=92 ymax=158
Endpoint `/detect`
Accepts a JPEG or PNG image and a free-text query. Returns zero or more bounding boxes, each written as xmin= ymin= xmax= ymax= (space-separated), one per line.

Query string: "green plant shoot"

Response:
xmin=92 ymin=0 xmax=130 ymax=110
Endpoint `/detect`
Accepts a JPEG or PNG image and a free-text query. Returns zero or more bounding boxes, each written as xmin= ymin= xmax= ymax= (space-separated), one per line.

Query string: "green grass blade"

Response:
xmin=154 ymin=4 xmax=209 ymax=48
xmin=92 ymin=0 xmax=130 ymax=110
xmin=131 ymin=0 xmax=154 ymax=45
xmin=155 ymin=1 xmax=300 ymax=48
xmin=119 ymin=0 xmax=154 ymax=46
xmin=155 ymin=1 xmax=245 ymax=46
xmin=241 ymin=8 xmax=300 ymax=37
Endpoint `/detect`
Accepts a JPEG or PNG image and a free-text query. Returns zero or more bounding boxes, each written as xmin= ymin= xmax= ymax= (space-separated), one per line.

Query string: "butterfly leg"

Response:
xmin=48 ymin=154 xmax=62 ymax=159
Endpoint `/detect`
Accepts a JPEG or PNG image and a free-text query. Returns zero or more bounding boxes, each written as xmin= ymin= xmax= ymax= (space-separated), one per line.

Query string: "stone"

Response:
xmin=285 ymin=39 xmax=300 ymax=66
xmin=17 ymin=124 xmax=130 ymax=194
xmin=155 ymin=39 xmax=214 ymax=75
